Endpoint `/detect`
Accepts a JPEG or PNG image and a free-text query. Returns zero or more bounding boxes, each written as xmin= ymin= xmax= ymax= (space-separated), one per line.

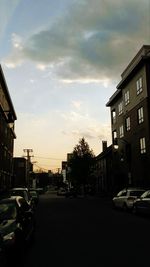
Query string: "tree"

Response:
xmin=69 ymin=138 xmax=94 ymax=191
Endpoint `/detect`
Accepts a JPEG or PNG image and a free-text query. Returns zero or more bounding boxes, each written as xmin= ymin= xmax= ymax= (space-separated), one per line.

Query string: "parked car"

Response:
xmin=0 ymin=196 xmax=35 ymax=255
xmin=57 ymin=188 xmax=67 ymax=196
xmin=29 ymin=189 xmax=39 ymax=206
xmin=0 ymin=233 xmax=6 ymax=267
xmin=36 ymin=187 xmax=45 ymax=195
xmin=65 ymin=187 xmax=77 ymax=198
xmin=9 ymin=187 xmax=33 ymax=207
xmin=112 ymin=187 xmax=145 ymax=211
xmin=133 ymin=190 xmax=150 ymax=216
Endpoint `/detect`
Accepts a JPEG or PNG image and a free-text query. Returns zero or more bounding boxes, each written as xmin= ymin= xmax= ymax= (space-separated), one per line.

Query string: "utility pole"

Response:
xmin=23 ymin=149 xmax=33 ymax=187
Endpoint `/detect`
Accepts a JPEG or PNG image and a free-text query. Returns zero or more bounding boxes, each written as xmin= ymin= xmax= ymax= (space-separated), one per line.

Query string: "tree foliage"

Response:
xmin=68 ymin=138 xmax=94 ymax=187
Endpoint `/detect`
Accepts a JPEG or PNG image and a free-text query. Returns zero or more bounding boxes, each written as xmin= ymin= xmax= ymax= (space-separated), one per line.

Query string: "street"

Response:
xmin=23 ymin=189 xmax=150 ymax=267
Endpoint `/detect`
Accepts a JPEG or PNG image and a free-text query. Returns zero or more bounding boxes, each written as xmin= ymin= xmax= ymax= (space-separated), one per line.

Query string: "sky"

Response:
xmin=0 ymin=0 xmax=150 ymax=172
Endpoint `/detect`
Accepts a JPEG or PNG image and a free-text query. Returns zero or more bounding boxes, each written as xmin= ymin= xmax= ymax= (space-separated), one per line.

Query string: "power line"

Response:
xmin=33 ymin=163 xmax=60 ymax=172
xmin=33 ymin=155 xmax=64 ymax=160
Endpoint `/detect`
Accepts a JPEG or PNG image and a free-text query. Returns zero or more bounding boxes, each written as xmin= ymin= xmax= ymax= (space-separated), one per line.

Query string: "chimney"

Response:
xmin=102 ymin=141 xmax=107 ymax=152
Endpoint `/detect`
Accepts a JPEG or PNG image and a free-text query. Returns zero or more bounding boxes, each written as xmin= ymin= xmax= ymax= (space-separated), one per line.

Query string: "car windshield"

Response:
xmin=10 ymin=190 xmax=30 ymax=202
xmin=141 ymin=191 xmax=150 ymax=198
xmin=11 ymin=190 xmax=24 ymax=197
xmin=0 ymin=203 xmax=17 ymax=222
xmin=129 ymin=190 xmax=144 ymax=197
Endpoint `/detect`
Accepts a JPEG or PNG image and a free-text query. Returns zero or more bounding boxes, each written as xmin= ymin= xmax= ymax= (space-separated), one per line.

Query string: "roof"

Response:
xmin=123 ymin=187 xmax=145 ymax=191
xmin=106 ymin=45 xmax=150 ymax=107
xmin=0 ymin=65 xmax=17 ymax=120
xmin=106 ymin=89 xmax=122 ymax=107
xmin=117 ymin=45 xmax=150 ymax=90
xmin=95 ymin=144 xmax=113 ymax=160
xmin=10 ymin=187 xmax=28 ymax=191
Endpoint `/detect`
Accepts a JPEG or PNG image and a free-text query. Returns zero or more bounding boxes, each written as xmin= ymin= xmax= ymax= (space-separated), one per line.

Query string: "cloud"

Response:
xmin=60 ymin=105 xmax=111 ymax=144
xmin=71 ymin=100 xmax=82 ymax=110
xmin=4 ymin=0 xmax=150 ymax=81
xmin=0 ymin=0 xmax=20 ymax=41
xmin=11 ymin=33 xmax=23 ymax=49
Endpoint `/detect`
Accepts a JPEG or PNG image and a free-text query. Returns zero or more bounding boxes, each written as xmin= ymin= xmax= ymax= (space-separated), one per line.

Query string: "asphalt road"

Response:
xmin=23 ymin=189 xmax=150 ymax=267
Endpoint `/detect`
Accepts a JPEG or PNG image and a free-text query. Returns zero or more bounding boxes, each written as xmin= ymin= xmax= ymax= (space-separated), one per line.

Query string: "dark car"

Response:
xmin=65 ymin=187 xmax=77 ymax=198
xmin=36 ymin=187 xmax=45 ymax=195
xmin=57 ymin=188 xmax=67 ymax=196
xmin=0 ymin=233 xmax=6 ymax=267
xmin=9 ymin=187 xmax=32 ymax=207
xmin=29 ymin=190 xmax=39 ymax=206
xmin=133 ymin=190 xmax=150 ymax=216
xmin=0 ymin=196 xmax=35 ymax=255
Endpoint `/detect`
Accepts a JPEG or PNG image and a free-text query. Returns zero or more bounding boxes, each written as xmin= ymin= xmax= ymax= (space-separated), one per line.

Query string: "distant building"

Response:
xmin=106 ymin=45 xmax=150 ymax=188
xmin=92 ymin=141 xmax=114 ymax=195
xmin=0 ymin=65 xmax=17 ymax=192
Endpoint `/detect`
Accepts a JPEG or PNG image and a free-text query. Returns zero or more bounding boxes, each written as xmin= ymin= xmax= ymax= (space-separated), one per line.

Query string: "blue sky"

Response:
xmin=0 ymin=0 xmax=150 ymax=172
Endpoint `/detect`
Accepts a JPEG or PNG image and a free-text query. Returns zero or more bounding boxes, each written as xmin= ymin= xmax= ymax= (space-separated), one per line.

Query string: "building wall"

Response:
xmin=0 ymin=66 xmax=17 ymax=192
xmin=107 ymin=45 xmax=150 ymax=188
xmin=12 ymin=157 xmax=27 ymax=187
xmin=0 ymin=115 xmax=14 ymax=189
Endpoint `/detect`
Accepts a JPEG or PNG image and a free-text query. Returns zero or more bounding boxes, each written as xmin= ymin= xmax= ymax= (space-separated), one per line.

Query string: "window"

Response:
xmin=118 ymin=102 xmax=123 ymax=115
xmin=126 ymin=117 xmax=130 ymax=131
xmin=117 ymin=191 xmax=127 ymax=197
xmin=113 ymin=130 xmax=117 ymax=145
xmin=136 ymin=77 xmax=143 ymax=95
xmin=113 ymin=130 xmax=117 ymax=139
xmin=138 ymin=107 xmax=144 ymax=124
xmin=112 ymin=109 xmax=116 ymax=124
xmin=119 ymin=125 xmax=124 ymax=138
xmin=124 ymin=90 xmax=130 ymax=106
xmin=140 ymin=137 xmax=146 ymax=154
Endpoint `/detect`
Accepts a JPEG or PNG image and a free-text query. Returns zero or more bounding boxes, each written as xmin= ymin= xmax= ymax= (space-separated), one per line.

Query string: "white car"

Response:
xmin=9 ymin=187 xmax=32 ymax=207
xmin=112 ymin=188 xmax=145 ymax=210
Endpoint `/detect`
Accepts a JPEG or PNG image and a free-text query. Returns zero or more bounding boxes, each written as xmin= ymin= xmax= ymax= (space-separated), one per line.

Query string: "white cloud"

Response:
xmin=71 ymin=100 xmax=82 ymax=110
xmin=0 ymin=0 xmax=21 ymax=41
xmin=11 ymin=33 xmax=23 ymax=49
xmin=36 ymin=63 xmax=47 ymax=71
xmin=3 ymin=0 xmax=150 ymax=81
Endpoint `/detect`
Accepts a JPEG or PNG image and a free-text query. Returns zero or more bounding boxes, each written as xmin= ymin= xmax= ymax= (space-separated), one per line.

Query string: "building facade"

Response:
xmin=12 ymin=157 xmax=27 ymax=187
xmin=106 ymin=45 xmax=150 ymax=188
xmin=0 ymin=65 xmax=17 ymax=192
xmin=92 ymin=142 xmax=113 ymax=195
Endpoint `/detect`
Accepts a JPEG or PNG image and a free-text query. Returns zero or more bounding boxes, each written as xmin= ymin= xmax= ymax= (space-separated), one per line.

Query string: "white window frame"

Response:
xmin=138 ymin=107 xmax=144 ymax=124
xmin=124 ymin=90 xmax=130 ymax=106
xmin=126 ymin=117 xmax=130 ymax=131
xmin=112 ymin=110 xmax=116 ymax=124
xmin=113 ymin=130 xmax=117 ymax=138
xmin=118 ymin=102 xmax=123 ymax=115
xmin=136 ymin=77 xmax=143 ymax=95
xmin=140 ymin=137 xmax=146 ymax=154
xmin=119 ymin=125 xmax=124 ymax=138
